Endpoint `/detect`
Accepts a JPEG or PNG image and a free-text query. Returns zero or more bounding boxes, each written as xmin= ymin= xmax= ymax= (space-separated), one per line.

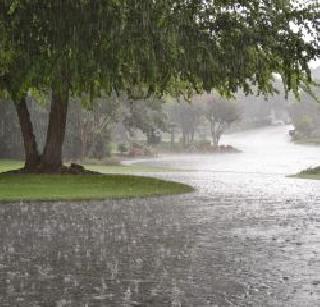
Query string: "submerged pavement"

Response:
xmin=1 ymin=126 xmax=320 ymax=306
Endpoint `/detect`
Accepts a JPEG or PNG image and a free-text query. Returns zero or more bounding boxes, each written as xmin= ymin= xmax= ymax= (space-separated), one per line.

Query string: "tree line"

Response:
xmin=0 ymin=93 xmax=239 ymax=159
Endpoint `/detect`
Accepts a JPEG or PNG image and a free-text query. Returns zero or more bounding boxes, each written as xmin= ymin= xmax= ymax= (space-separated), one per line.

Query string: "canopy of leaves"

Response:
xmin=0 ymin=0 xmax=319 ymax=100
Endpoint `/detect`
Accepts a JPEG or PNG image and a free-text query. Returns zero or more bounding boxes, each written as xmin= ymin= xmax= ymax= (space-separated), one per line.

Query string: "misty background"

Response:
xmin=1 ymin=67 xmax=319 ymax=162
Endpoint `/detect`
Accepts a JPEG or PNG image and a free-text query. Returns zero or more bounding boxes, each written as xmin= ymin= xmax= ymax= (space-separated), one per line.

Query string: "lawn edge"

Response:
xmin=0 ymin=173 xmax=194 ymax=203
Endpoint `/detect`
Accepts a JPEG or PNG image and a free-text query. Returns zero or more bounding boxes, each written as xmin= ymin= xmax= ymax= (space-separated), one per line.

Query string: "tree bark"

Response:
xmin=15 ymin=97 xmax=40 ymax=170
xmin=40 ymin=84 xmax=69 ymax=171
xmin=210 ymin=120 xmax=218 ymax=147
xmin=182 ymin=131 xmax=186 ymax=147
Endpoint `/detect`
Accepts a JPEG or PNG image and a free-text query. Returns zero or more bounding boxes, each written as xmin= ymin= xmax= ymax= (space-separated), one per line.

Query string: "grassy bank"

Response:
xmin=86 ymin=164 xmax=177 ymax=173
xmin=0 ymin=159 xmax=176 ymax=174
xmin=0 ymin=174 xmax=193 ymax=202
xmin=0 ymin=160 xmax=24 ymax=173
xmin=294 ymin=166 xmax=320 ymax=180
xmin=292 ymin=138 xmax=320 ymax=145
xmin=0 ymin=160 xmax=192 ymax=202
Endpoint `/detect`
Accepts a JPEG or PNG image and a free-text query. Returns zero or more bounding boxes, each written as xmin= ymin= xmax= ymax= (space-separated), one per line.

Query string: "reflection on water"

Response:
xmin=1 ymin=126 xmax=320 ymax=306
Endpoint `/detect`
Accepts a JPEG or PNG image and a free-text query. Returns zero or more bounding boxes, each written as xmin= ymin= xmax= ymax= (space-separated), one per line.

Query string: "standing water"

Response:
xmin=1 ymin=126 xmax=320 ymax=306
xmin=135 ymin=125 xmax=320 ymax=174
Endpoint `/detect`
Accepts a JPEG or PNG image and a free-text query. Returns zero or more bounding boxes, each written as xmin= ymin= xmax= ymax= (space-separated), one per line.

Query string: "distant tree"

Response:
xmin=205 ymin=98 xmax=241 ymax=146
xmin=122 ymin=97 xmax=167 ymax=143
xmin=167 ymin=101 xmax=202 ymax=147
xmin=289 ymin=88 xmax=320 ymax=138
xmin=77 ymin=94 xmax=120 ymax=160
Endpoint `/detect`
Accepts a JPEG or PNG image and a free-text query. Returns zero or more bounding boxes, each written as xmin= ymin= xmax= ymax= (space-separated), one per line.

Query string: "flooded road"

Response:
xmin=1 ymin=126 xmax=320 ymax=306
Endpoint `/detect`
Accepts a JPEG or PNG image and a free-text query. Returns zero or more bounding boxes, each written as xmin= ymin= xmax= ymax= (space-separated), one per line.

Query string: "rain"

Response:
xmin=0 ymin=1 xmax=320 ymax=306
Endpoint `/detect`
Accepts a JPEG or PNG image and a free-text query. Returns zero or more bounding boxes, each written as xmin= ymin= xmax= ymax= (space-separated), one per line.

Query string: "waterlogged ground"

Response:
xmin=1 ymin=126 xmax=320 ymax=306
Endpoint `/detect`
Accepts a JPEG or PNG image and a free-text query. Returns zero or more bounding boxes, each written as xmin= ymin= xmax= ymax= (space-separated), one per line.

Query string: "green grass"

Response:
xmin=292 ymin=166 xmax=320 ymax=180
xmin=0 ymin=159 xmax=176 ymax=174
xmin=0 ymin=160 xmax=193 ymax=202
xmin=0 ymin=160 xmax=24 ymax=173
xmin=293 ymin=138 xmax=320 ymax=145
xmin=295 ymin=175 xmax=320 ymax=180
xmin=289 ymin=166 xmax=320 ymax=180
xmin=0 ymin=174 xmax=193 ymax=202
xmin=86 ymin=164 xmax=177 ymax=173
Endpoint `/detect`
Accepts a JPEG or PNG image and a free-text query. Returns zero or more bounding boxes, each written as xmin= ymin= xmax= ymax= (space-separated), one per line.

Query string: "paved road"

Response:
xmin=1 ymin=126 xmax=320 ymax=306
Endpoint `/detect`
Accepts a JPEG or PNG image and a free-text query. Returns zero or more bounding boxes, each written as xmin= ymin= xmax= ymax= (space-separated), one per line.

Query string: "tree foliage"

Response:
xmin=122 ymin=97 xmax=167 ymax=138
xmin=0 ymin=0 xmax=318 ymax=98
xmin=205 ymin=97 xmax=241 ymax=145
xmin=0 ymin=0 xmax=319 ymax=170
xmin=166 ymin=101 xmax=203 ymax=146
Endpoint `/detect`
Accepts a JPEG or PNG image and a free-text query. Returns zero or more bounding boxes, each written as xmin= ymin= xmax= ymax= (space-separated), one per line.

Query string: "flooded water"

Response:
xmin=1 ymin=126 xmax=320 ymax=306
xmin=135 ymin=125 xmax=320 ymax=175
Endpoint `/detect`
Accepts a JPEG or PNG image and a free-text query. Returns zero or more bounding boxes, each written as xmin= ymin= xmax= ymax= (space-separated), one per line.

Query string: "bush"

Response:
xmin=118 ymin=143 xmax=129 ymax=153
xmin=298 ymin=166 xmax=320 ymax=175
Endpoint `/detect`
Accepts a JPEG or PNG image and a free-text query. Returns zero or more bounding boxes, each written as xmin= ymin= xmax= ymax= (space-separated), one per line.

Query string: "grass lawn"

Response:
xmin=86 ymin=164 xmax=177 ymax=173
xmin=0 ymin=160 xmax=24 ymax=173
xmin=0 ymin=159 xmax=177 ymax=174
xmin=293 ymin=138 xmax=320 ymax=145
xmin=0 ymin=160 xmax=193 ymax=202
xmin=295 ymin=175 xmax=320 ymax=180
xmin=0 ymin=174 xmax=193 ymax=202
xmin=293 ymin=166 xmax=320 ymax=180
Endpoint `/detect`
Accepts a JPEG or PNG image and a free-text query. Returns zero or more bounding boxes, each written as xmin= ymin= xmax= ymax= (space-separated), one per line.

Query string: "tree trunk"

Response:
xmin=15 ymin=97 xmax=40 ymax=170
xmin=40 ymin=84 xmax=69 ymax=171
xmin=170 ymin=126 xmax=175 ymax=149
xmin=182 ymin=131 xmax=186 ymax=147
xmin=210 ymin=121 xmax=218 ymax=147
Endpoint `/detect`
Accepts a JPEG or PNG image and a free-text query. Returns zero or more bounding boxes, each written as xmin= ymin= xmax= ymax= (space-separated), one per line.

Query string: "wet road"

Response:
xmin=1 ymin=126 xmax=320 ymax=306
